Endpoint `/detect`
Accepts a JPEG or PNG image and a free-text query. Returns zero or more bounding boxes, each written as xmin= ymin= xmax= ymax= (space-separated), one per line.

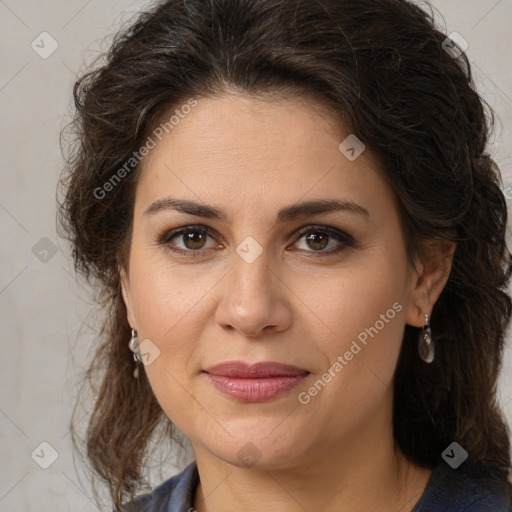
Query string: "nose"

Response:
xmin=214 ymin=251 xmax=293 ymax=338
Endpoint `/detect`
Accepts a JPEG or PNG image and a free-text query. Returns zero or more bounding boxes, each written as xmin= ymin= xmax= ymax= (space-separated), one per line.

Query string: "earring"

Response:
xmin=128 ymin=329 xmax=142 ymax=378
xmin=418 ymin=313 xmax=434 ymax=363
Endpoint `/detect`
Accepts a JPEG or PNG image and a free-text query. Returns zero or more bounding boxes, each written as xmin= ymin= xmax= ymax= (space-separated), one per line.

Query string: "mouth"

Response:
xmin=202 ymin=361 xmax=310 ymax=402
xmin=203 ymin=360 xmax=309 ymax=378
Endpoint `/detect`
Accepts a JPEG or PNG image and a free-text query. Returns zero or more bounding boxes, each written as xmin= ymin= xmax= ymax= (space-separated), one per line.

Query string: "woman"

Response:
xmin=57 ymin=0 xmax=512 ymax=510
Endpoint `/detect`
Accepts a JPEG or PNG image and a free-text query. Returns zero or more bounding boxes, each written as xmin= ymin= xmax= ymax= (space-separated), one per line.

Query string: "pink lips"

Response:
xmin=203 ymin=361 xmax=309 ymax=402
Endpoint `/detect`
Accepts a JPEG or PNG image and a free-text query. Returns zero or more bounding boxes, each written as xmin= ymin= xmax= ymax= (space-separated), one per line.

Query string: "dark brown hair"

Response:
xmin=57 ymin=0 xmax=512 ymax=508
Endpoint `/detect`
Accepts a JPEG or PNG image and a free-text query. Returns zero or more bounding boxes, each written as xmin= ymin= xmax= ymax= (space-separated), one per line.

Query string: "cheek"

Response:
xmin=127 ymin=257 xmax=197 ymax=371
xmin=296 ymin=249 xmax=407 ymax=348
xmin=127 ymin=252 xmax=225 ymax=391
xmin=296 ymin=276 xmax=406 ymax=435
xmin=129 ymin=249 xmax=207 ymax=334
xmin=128 ymin=261 xmax=207 ymax=427
xmin=296 ymin=247 xmax=408 ymax=404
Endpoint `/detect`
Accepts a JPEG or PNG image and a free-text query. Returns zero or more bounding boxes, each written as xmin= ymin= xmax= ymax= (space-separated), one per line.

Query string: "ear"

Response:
xmin=119 ymin=265 xmax=137 ymax=330
xmin=405 ymin=239 xmax=456 ymax=328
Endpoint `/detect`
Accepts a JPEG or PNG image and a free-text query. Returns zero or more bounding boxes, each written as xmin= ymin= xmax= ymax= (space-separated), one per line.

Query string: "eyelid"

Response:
xmin=291 ymin=224 xmax=355 ymax=246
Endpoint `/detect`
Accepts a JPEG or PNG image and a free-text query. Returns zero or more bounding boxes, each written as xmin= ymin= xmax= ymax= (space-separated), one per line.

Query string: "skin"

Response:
xmin=120 ymin=93 xmax=455 ymax=512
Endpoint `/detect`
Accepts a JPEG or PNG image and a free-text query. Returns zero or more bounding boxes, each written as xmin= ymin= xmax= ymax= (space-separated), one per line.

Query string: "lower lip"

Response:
xmin=204 ymin=373 xmax=309 ymax=402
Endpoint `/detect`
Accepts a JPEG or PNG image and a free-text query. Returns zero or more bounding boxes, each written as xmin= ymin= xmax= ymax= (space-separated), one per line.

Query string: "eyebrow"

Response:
xmin=144 ymin=197 xmax=370 ymax=223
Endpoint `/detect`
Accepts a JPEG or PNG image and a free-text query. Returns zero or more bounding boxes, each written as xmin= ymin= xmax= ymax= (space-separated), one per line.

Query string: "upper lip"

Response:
xmin=204 ymin=361 xmax=309 ymax=378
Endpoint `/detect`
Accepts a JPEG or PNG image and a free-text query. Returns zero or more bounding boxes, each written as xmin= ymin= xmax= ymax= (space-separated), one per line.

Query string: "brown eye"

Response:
xmin=157 ymin=226 xmax=220 ymax=256
xmin=290 ymin=226 xmax=355 ymax=256
xmin=304 ymin=232 xmax=330 ymax=251
xmin=179 ymin=231 xmax=209 ymax=250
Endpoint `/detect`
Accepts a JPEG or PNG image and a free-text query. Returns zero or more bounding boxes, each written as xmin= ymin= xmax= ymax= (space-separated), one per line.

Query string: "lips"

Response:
xmin=204 ymin=361 xmax=309 ymax=378
xmin=203 ymin=361 xmax=310 ymax=402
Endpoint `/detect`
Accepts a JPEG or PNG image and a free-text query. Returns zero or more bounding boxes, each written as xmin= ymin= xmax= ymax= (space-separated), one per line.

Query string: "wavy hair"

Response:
xmin=57 ymin=0 xmax=512 ymax=508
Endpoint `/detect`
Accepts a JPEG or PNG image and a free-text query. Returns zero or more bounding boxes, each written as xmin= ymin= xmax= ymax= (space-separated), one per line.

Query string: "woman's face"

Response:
xmin=121 ymin=94 xmax=428 ymax=470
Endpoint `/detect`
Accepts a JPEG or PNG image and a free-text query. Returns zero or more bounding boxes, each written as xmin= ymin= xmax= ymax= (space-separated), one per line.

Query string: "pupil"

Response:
xmin=184 ymin=232 xmax=205 ymax=249
xmin=306 ymin=232 xmax=328 ymax=250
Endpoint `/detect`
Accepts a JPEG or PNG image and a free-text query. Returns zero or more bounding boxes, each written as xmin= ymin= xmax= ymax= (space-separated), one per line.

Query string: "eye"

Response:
xmin=156 ymin=224 xmax=354 ymax=258
xmin=288 ymin=225 xmax=354 ymax=256
xmin=157 ymin=225 xmax=221 ymax=256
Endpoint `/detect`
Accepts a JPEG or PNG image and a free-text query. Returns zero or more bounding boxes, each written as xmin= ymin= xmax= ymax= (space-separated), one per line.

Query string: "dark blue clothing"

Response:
xmin=117 ymin=460 xmax=512 ymax=511
xmin=410 ymin=461 xmax=511 ymax=511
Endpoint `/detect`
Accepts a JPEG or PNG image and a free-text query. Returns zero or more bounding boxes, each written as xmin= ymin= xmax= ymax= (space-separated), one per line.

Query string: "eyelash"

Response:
xmin=156 ymin=224 xmax=355 ymax=259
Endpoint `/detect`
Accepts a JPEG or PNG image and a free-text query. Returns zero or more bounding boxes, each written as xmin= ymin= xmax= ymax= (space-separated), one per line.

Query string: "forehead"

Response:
xmin=134 ymin=94 xmax=391 ymax=219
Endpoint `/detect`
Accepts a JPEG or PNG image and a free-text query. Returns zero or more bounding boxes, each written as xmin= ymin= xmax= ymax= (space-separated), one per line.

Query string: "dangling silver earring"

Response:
xmin=418 ymin=313 xmax=434 ymax=363
xmin=128 ymin=329 xmax=142 ymax=378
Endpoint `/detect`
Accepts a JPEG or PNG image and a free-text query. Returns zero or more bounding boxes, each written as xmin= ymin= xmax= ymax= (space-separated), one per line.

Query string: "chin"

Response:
xmin=204 ymin=435 xmax=307 ymax=471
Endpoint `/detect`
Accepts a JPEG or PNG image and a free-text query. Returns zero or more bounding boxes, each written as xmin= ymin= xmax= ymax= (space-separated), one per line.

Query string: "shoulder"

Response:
xmin=115 ymin=461 xmax=199 ymax=512
xmin=413 ymin=460 xmax=512 ymax=511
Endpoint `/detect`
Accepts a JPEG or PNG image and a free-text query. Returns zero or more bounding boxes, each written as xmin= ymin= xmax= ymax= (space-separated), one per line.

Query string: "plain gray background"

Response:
xmin=1 ymin=0 xmax=511 ymax=510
